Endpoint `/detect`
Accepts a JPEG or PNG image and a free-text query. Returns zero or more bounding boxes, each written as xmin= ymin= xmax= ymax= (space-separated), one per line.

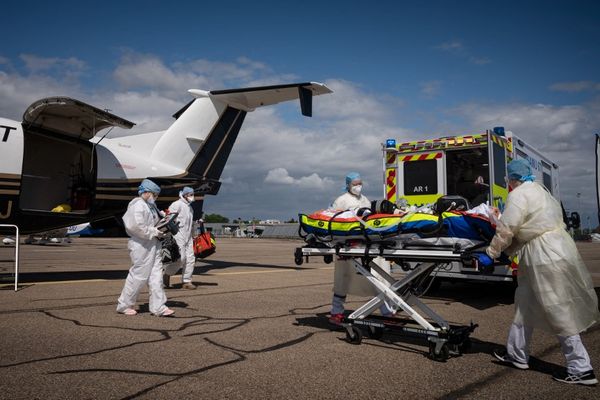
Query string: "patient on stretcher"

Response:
xmin=299 ymin=198 xmax=500 ymax=249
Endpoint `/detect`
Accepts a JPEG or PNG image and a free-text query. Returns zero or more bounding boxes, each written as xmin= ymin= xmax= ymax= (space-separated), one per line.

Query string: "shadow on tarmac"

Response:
xmin=195 ymin=260 xmax=308 ymax=274
xmin=0 ymin=261 xmax=303 ymax=285
xmin=0 ymin=270 xmax=129 ymax=284
xmin=420 ymin=280 xmax=516 ymax=310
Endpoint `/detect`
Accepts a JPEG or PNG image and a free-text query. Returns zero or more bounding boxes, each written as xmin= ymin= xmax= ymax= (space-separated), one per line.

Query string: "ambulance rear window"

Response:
xmin=493 ymin=142 xmax=506 ymax=187
xmin=543 ymin=172 xmax=552 ymax=194
xmin=404 ymin=159 xmax=437 ymax=195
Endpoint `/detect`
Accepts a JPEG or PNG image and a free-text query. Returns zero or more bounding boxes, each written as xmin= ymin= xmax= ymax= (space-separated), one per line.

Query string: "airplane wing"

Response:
xmin=173 ymin=82 xmax=332 ymax=118
xmin=23 ymin=97 xmax=135 ymax=141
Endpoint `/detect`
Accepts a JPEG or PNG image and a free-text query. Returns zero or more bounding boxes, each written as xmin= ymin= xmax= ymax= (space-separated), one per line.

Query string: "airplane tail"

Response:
xmin=150 ymin=82 xmax=331 ymax=192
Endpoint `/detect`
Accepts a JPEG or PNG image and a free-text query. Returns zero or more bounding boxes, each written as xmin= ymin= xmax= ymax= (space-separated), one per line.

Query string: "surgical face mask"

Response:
xmin=143 ymin=192 xmax=157 ymax=204
xmin=186 ymin=195 xmax=195 ymax=203
xmin=350 ymin=184 xmax=362 ymax=196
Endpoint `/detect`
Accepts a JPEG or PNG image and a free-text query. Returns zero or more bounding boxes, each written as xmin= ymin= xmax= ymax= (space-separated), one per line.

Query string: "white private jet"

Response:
xmin=0 ymin=82 xmax=332 ymax=234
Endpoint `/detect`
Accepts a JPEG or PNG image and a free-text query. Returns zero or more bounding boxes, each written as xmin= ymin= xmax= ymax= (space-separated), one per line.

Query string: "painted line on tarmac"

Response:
xmin=0 ymin=266 xmax=335 ymax=287
xmin=211 ymin=266 xmax=334 ymax=276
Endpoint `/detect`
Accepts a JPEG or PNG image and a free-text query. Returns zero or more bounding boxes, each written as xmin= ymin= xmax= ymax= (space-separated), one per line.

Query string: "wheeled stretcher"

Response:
xmin=294 ymin=242 xmax=487 ymax=361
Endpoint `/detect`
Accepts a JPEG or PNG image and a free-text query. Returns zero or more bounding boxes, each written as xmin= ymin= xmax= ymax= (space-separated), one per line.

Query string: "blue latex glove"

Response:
xmin=472 ymin=252 xmax=494 ymax=267
xmin=497 ymin=252 xmax=511 ymax=264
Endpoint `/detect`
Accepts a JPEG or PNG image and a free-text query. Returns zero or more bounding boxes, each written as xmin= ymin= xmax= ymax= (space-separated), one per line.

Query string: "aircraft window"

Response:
xmin=404 ymin=159 xmax=437 ymax=195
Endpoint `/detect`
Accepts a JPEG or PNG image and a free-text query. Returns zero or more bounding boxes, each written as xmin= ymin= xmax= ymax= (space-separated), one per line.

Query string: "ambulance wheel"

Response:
xmin=324 ymin=255 xmax=333 ymax=264
xmin=345 ymin=326 xmax=363 ymax=345
xmin=428 ymin=341 xmax=449 ymax=362
xmin=366 ymin=325 xmax=384 ymax=339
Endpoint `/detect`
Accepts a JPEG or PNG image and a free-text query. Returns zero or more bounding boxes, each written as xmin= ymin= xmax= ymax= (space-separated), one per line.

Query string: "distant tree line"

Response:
xmin=203 ymin=213 xmax=229 ymax=223
xmin=202 ymin=214 xmax=298 ymax=224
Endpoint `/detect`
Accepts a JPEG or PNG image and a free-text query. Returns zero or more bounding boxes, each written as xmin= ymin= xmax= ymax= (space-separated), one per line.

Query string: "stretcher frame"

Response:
xmin=294 ymin=244 xmax=478 ymax=361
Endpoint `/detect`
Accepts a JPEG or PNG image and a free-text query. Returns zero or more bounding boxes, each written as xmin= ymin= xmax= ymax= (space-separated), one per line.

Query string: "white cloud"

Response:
xmin=265 ymin=168 xmax=295 ymax=184
xmin=265 ymin=168 xmax=334 ymax=189
xmin=549 ymin=81 xmax=600 ymax=92
xmin=435 ymin=40 xmax=491 ymax=65
xmin=436 ymin=41 xmax=464 ymax=51
xmin=20 ymin=54 xmax=86 ymax=73
xmin=3 ymin=51 xmax=597 ymax=226
xmin=420 ymin=80 xmax=441 ymax=97
xmin=469 ymin=56 xmax=491 ymax=65
xmin=454 ymin=100 xmax=600 ymax=224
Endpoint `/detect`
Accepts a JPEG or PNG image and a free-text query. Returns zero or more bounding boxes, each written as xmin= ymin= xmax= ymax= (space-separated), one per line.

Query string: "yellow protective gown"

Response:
xmin=487 ymin=181 xmax=599 ymax=336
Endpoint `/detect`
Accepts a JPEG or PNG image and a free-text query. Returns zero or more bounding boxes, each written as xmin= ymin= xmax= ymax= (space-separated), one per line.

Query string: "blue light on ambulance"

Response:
xmin=386 ymin=139 xmax=396 ymax=148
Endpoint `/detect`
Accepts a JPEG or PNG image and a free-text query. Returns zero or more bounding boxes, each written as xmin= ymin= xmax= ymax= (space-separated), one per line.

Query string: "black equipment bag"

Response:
xmin=161 ymin=235 xmax=181 ymax=263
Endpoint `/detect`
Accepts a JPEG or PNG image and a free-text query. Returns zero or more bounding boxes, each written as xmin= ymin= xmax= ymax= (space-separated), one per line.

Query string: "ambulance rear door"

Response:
xmin=398 ymin=151 xmax=445 ymax=206
xmin=488 ymin=133 xmax=511 ymax=212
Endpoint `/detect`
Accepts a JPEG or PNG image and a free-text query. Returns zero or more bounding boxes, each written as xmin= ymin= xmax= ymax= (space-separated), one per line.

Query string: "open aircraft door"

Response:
xmin=20 ymin=97 xmax=134 ymax=215
xmin=488 ymin=133 xmax=511 ymax=212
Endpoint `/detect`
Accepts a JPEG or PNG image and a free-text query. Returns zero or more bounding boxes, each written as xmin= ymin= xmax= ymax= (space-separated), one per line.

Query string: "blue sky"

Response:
xmin=1 ymin=0 xmax=600 ymax=226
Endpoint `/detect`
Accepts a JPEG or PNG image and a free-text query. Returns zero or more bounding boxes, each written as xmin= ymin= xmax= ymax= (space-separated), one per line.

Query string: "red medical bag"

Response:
xmin=194 ymin=223 xmax=216 ymax=259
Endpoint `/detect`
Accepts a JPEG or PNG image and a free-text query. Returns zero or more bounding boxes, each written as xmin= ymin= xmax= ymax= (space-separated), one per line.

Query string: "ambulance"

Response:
xmin=382 ymin=127 xmax=560 ymax=283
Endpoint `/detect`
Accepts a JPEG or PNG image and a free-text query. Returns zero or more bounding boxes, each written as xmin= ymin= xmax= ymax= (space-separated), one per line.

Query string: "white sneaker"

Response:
xmin=158 ymin=308 xmax=175 ymax=317
xmin=553 ymin=370 xmax=597 ymax=386
xmin=493 ymin=349 xmax=529 ymax=370
xmin=120 ymin=308 xmax=137 ymax=316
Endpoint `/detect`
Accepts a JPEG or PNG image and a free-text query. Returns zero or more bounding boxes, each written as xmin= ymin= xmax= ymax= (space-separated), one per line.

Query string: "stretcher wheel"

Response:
xmin=324 ymin=255 xmax=333 ymax=264
xmin=345 ymin=326 xmax=363 ymax=345
xmin=294 ymin=250 xmax=304 ymax=266
xmin=428 ymin=341 xmax=449 ymax=362
xmin=366 ymin=326 xmax=384 ymax=339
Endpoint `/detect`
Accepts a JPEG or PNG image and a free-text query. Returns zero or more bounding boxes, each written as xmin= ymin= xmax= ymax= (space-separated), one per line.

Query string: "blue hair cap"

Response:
xmin=180 ymin=186 xmax=194 ymax=196
xmin=138 ymin=178 xmax=161 ymax=195
xmin=507 ymin=159 xmax=535 ymax=182
xmin=345 ymin=172 xmax=361 ymax=188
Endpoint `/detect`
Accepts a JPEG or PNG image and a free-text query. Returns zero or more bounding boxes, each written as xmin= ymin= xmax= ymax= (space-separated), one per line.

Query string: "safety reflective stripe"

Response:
xmin=400 ymin=152 xmax=442 ymax=162
xmin=386 ymin=168 xmax=396 ymax=202
xmin=386 ymin=152 xmax=396 ymax=164
xmin=396 ymin=134 xmax=488 ymax=153
xmin=490 ymin=134 xmax=513 ymax=151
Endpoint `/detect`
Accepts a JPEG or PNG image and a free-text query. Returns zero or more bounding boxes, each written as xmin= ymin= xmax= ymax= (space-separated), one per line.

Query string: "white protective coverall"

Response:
xmin=487 ymin=181 xmax=599 ymax=373
xmin=331 ymin=192 xmax=392 ymax=314
xmin=117 ymin=197 xmax=169 ymax=316
xmin=164 ymin=197 xmax=196 ymax=283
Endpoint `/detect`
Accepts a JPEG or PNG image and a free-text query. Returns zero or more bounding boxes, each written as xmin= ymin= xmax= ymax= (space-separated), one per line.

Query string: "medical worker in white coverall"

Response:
xmin=329 ymin=172 xmax=393 ymax=325
xmin=163 ymin=186 xmax=197 ymax=290
xmin=116 ymin=179 xmax=175 ymax=317
xmin=485 ymin=159 xmax=599 ymax=385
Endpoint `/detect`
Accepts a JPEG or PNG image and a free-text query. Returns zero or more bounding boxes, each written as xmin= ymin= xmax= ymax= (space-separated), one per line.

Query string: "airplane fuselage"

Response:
xmin=0 ymin=82 xmax=331 ymax=235
xmin=0 ymin=117 xmax=197 ymax=234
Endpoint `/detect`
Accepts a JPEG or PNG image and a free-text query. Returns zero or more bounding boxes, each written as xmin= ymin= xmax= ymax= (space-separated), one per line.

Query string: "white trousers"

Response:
xmin=164 ymin=237 xmax=196 ymax=283
xmin=331 ymin=257 xmax=392 ymax=316
xmin=506 ymin=323 xmax=593 ymax=374
xmin=117 ymin=238 xmax=168 ymax=315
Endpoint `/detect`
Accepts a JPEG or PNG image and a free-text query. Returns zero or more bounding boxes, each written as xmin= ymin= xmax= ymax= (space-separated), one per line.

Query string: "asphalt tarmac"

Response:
xmin=0 ymin=238 xmax=599 ymax=399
